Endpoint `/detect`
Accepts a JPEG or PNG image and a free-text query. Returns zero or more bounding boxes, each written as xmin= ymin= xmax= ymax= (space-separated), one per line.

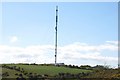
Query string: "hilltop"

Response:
xmin=1 ymin=64 xmax=120 ymax=80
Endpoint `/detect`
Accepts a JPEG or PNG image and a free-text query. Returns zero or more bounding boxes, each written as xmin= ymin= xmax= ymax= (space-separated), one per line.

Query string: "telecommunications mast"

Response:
xmin=55 ymin=6 xmax=58 ymax=66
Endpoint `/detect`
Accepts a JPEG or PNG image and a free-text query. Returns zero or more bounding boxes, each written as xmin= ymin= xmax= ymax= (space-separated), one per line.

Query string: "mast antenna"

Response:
xmin=55 ymin=6 xmax=58 ymax=66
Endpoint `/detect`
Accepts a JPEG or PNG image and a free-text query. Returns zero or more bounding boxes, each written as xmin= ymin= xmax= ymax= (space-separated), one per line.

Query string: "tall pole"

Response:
xmin=55 ymin=6 xmax=58 ymax=66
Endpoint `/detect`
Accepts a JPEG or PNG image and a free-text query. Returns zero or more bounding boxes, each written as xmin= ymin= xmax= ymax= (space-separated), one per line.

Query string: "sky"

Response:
xmin=0 ymin=1 xmax=119 ymax=68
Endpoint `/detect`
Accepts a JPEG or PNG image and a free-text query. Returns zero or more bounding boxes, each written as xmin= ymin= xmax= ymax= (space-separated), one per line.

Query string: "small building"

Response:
xmin=56 ymin=63 xmax=64 ymax=66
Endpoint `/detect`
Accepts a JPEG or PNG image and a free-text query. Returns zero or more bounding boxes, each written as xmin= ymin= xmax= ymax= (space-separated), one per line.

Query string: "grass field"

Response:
xmin=2 ymin=68 xmax=28 ymax=78
xmin=2 ymin=64 xmax=120 ymax=80
xmin=2 ymin=64 xmax=92 ymax=78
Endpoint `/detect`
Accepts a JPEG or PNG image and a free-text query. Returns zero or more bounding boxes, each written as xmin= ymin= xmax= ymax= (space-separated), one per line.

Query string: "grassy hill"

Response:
xmin=1 ymin=64 xmax=120 ymax=80
xmin=1 ymin=64 xmax=92 ymax=79
xmin=2 ymin=68 xmax=28 ymax=78
xmin=7 ymin=64 xmax=91 ymax=76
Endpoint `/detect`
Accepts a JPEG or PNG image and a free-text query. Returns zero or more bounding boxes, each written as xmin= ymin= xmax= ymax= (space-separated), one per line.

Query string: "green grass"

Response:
xmin=2 ymin=68 xmax=27 ymax=78
xmin=6 ymin=64 xmax=91 ymax=76
xmin=2 ymin=64 xmax=120 ymax=79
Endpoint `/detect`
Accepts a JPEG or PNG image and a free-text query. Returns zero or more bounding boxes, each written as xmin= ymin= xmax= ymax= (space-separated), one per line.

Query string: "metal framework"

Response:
xmin=55 ymin=6 xmax=58 ymax=66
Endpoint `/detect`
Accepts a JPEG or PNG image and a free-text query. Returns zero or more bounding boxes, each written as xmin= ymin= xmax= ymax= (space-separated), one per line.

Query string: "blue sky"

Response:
xmin=0 ymin=2 xmax=118 ymax=67
xmin=2 ymin=2 xmax=118 ymax=45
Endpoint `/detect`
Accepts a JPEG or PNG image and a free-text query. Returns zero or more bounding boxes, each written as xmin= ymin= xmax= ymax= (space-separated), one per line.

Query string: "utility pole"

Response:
xmin=55 ymin=6 xmax=58 ymax=66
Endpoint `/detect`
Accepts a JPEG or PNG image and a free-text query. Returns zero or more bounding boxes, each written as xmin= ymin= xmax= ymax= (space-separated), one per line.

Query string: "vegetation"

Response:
xmin=1 ymin=63 xmax=120 ymax=80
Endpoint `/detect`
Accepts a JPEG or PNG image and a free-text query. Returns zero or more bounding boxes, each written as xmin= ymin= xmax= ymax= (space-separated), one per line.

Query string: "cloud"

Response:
xmin=106 ymin=41 xmax=118 ymax=45
xmin=0 ymin=41 xmax=118 ymax=67
xmin=9 ymin=36 xmax=18 ymax=43
xmin=57 ymin=41 xmax=118 ymax=65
